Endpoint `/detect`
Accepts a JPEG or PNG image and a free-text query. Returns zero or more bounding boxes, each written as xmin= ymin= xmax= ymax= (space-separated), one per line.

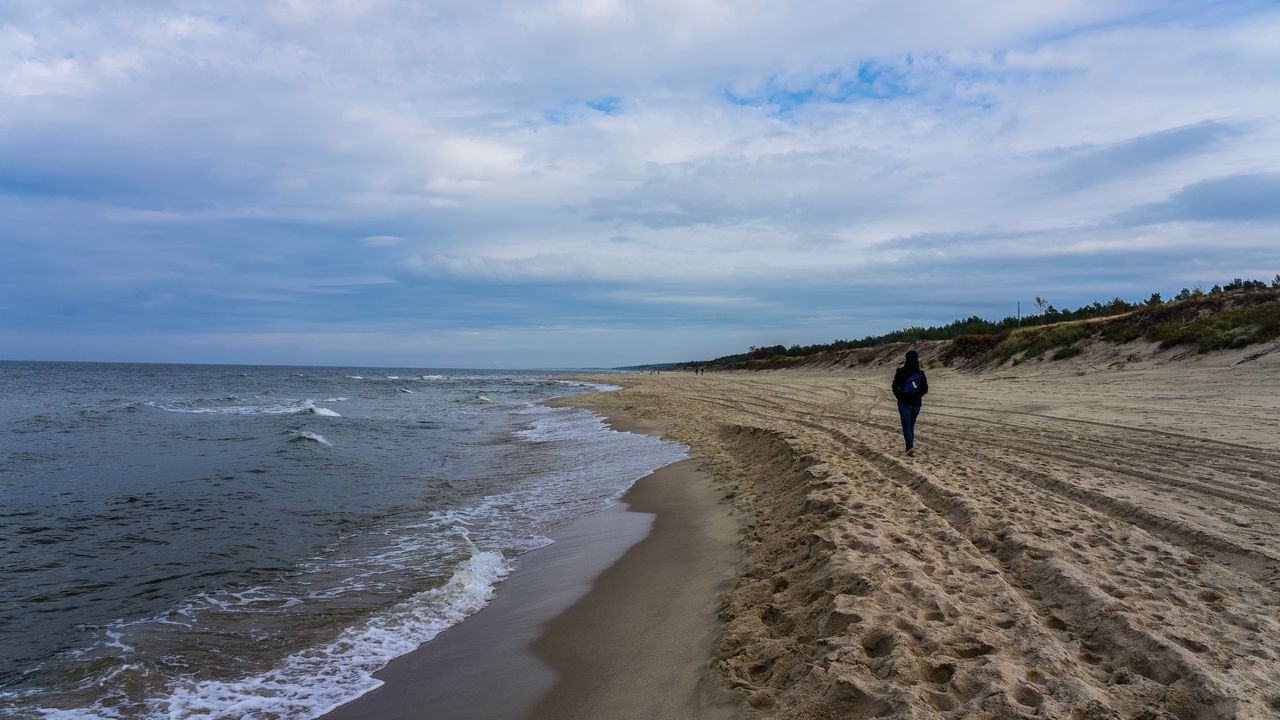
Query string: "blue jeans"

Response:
xmin=898 ymin=403 xmax=921 ymax=450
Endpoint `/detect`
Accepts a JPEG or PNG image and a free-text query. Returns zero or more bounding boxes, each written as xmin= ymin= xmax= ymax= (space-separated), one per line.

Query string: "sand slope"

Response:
xmin=573 ymin=345 xmax=1280 ymax=719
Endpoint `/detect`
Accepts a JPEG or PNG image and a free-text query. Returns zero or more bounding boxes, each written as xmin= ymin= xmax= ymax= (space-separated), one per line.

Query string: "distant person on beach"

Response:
xmin=891 ymin=349 xmax=928 ymax=455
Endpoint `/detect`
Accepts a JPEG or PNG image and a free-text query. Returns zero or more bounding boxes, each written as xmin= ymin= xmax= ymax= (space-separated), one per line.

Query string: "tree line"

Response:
xmin=709 ymin=276 xmax=1279 ymax=365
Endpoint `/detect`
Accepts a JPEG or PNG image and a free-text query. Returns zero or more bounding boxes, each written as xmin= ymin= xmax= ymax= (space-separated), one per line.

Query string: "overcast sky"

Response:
xmin=2 ymin=1 xmax=1278 ymax=367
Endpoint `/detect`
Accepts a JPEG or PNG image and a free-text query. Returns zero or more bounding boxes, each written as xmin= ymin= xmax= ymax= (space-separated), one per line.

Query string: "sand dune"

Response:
xmin=571 ymin=344 xmax=1280 ymax=719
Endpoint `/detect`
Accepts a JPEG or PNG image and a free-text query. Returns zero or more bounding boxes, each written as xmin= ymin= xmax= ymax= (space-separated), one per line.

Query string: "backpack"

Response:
xmin=899 ymin=369 xmax=925 ymax=399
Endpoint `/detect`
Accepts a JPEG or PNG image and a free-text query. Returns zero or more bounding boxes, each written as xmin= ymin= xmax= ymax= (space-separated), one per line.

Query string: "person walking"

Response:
xmin=891 ymin=349 xmax=928 ymax=455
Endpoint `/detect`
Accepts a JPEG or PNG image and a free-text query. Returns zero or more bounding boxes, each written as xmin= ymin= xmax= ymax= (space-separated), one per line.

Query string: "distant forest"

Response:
xmin=703 ymin=276 xmax=1280 ymax=366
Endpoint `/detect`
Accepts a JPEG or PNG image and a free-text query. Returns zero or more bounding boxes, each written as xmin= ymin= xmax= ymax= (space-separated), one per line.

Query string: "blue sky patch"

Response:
xmin=585 ymin=96 xmax=622 ymax=115
xmin=725 ymin=61 xmax=914 ymax=113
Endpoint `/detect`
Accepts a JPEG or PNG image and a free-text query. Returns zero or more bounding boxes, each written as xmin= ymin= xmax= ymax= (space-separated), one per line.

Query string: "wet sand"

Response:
xmin=321 ymin=410 xmax=742 ymax=720
xmin=528 ymin=452 xmax=742 ymax=720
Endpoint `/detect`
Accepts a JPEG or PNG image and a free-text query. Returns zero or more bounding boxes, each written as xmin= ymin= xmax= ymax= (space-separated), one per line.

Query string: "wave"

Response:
xmin=164 ymin=548 xmax=507 ymax=720
xmin=145 ymin=399 xmax=340 ymax=417
xmin=289 ymin=431 xmax=332 ymax=446
xmin=515 ymin=406 xmax=605 ymax=443
xmin=307 ymin=403 xmax=341 ymax=417
xmin=396 ymin=388 xmax=413 ymax=394
xmin=17 ymin=549 xmax=508 ymax=720
xmin=554 ymin=380 xmax=623 ymax=392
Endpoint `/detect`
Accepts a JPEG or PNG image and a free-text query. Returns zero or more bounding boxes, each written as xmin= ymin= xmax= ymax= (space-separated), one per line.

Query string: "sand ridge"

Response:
xmin=570 ymin=344 xmax=1280 ymax=719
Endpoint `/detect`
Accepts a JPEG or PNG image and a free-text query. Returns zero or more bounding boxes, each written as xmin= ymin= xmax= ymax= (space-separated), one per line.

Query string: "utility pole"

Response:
xmin=1017 ymin=301 xmax=1021 ymax=326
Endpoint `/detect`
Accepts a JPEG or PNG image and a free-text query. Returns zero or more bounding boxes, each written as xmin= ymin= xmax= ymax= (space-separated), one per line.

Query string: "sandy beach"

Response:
xmin=565 ymin=340 xmax=1280 ymax=718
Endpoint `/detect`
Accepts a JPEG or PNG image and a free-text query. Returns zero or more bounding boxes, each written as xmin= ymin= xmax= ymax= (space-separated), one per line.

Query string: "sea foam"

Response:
xmin=146 ymin=399 xmax=340 ymax=417
xmin=18 ymin=550 xmax=509 ymax=720
xmin=290 ymin=431 xmax=332 ymax=446
xmin=159 ymin=549 xmax=509 ymax=720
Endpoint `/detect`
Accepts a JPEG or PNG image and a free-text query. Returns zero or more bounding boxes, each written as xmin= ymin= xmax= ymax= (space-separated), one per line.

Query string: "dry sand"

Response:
xmin=569 ymin=341 xmax=1280 ymax=719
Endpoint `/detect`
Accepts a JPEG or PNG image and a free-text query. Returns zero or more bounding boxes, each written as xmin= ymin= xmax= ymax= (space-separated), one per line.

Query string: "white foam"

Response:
xmin=396 ymin=387 xmax=413 ymax=394
xmin=29 ymin=704 xmax=125 ymax=719
xmin=345 ymin=376 xmax=364 ymax=380
xmin=515 ymin=407 xmax=610 ymax=443
xmin=15 ymin=551 xmax=508 ymax=720
xmin=506 ymin=407 xmax=687 ymax=513
xmin=554 ymin=380 xmax=623 ymax=392
xmin=158 ymin=549 xmax=509 ymax=720
xmin=306 ymin=402 xmax=341 ymax=417
xmin=417 ymin=375 xmax=445 ymax=380
xmin=145 ymin=399 xmax=339 ymax=417
xmin=178 ymin=586 xmax=303 ymax=613
xmin=291 ymin=431 xmax=332 ymax=446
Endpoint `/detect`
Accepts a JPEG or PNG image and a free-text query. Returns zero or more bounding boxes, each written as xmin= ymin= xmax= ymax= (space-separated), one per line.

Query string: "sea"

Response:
xmin=0 ymin=361 xmax=685 ymax=720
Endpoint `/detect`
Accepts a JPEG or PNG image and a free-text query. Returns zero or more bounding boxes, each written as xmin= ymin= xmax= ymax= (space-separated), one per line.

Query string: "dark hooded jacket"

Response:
xmin=892 ymin=351 xmax=928 ymax=407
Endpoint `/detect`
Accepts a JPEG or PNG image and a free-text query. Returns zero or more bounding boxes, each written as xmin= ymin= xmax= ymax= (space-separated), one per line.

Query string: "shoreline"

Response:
xmin=321 ymin=403 xmax=743 ymax=720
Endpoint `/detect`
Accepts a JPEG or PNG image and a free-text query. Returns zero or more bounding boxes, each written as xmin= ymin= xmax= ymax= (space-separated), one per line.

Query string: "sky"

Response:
xmin=1 ymin=1 xmax=1278 ymax=368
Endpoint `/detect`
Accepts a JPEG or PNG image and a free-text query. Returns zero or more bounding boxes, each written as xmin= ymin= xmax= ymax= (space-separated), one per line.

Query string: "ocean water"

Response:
xmin=0 ymin=362 xmax=685 ymax=719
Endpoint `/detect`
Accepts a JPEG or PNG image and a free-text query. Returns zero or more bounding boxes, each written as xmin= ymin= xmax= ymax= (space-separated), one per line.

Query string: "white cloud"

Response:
xmin=594 ymin=290 xmax=766 ymax=307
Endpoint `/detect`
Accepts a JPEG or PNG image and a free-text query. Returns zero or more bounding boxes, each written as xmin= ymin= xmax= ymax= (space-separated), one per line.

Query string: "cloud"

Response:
xmin=1117 ymin=173 xmax=1280 ymax=225
xmin=1 ymin=1 xmax=1279 ymax=365
xmin=360 ymin=235 xmax=404 ymax=247
xmin=592 ymin=290 xmax=765 ymax=307
xmin=584 ymin=146 xmax=910 ymax=231
xmin=1041 ymin=120 xmax=1246 ymax=192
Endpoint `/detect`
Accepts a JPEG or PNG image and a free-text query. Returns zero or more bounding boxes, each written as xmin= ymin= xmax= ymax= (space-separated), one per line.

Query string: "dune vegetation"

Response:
xmin=694 ymin=278 xmax=1280 ymax=371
